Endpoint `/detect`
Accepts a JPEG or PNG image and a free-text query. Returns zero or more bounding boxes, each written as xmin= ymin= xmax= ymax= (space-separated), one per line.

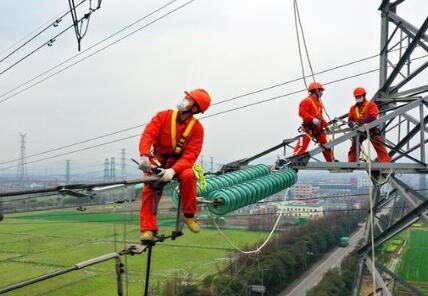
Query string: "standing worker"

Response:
xmin=138 ymin=89 xmax=211 ymax=242
xmin=347 ymin=87 xmax=390 ymax=163
xmin=293 ymin=82 xmax=334 ymax=162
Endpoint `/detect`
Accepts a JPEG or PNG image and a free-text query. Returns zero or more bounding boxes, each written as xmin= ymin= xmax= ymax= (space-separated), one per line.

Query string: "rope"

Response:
xmin=293 ymin=0 xmax=315 ymax=82
xmin=213 ymin=188 xmax=289 ymax=254
xmin=292 ymin=0 xmax=334 ymax=128
xmin=293 ymin=0 xmax=308 ymax=89
xmin=361 ymin=124 xmax=378 ymax=296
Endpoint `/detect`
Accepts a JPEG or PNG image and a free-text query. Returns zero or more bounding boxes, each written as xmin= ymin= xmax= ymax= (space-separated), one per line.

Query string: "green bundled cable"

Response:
xmin=207 ymin=169 xmax=297 ymax=216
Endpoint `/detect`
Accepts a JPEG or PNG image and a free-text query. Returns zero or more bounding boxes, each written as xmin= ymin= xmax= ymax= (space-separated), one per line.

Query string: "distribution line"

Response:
xmin=0 ymin=0 xmax=192 ymax=104
xmin=0 ymin=2 xmax=100 ymax=77
xmin=0 ymin=0 xmax=88 ymax=65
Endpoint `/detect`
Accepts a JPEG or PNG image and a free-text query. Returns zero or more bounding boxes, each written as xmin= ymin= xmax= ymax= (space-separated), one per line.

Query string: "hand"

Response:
xmin=348 ymin=121 xmax=356 ymax=128
xmin=312 ymin=118 xmax=321 ymax=126
xmin=158 ymin=168 xmax=175 ymax=182
xmin=138 ymin=156 xmax=151 ymax=172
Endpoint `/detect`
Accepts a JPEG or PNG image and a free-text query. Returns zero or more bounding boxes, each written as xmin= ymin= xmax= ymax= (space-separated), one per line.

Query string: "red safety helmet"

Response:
xmin=353 ymin=87 xmax=367 ymax=97
xmin=184 ymin=89 xmax=211 ymax=113
xmin=308 ymin=82 xmax=325 ymax=92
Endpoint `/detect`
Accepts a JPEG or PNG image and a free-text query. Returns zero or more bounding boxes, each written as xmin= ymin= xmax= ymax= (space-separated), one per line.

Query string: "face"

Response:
xmin=313 ymin=89 xmax=323 ymax=98
xmin=355 ymin=95 xmax=364 ymax=103
xmin=178 ymin=96 xmax=201 ymax=113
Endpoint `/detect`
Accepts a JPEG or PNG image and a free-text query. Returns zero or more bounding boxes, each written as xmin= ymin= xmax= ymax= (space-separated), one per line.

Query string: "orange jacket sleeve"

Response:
xmin=172 ymin=122 xmax=204 ymax=174
xmin=348 ymin=106 xmax=355 ymax=123
xmin=139 ymin=112 xmax=163 ymax=156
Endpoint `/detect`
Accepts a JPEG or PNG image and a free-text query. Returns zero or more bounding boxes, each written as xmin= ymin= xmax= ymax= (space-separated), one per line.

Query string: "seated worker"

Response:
xmin=347 ymin=87 xmax=390 ymax=163
xmin=138 ymin=89 xmax=211 ymax=242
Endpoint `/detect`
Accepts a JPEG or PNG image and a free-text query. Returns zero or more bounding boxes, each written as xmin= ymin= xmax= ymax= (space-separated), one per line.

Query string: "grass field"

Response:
xmin=398 ymin=228 xmax=428 ymax=282
xmin=0 ymin=208 xmax=268 ymax=296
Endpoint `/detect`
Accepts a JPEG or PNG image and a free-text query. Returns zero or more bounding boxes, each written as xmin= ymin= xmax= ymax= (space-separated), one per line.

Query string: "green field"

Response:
xmin=0 ymin=209 xmax=268 ymax=295
xmin=398 ymin=229 xmax=428 ymax=282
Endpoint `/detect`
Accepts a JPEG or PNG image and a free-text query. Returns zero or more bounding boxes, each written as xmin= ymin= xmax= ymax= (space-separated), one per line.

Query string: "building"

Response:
xmin=290 ymin=183 xmax=320 ymax=199
xmin=277 ymin=201 xmax=324 ymax=219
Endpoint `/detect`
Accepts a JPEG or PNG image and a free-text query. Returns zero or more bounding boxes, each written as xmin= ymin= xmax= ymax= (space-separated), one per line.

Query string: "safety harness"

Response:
xmin=170 ymin=110 xmax=206 ymax=189
xmin=354 ymin=101 xmax=370 ymax=122
xmin=171 ymin=110 xmax=197 ymax=155
xmin=308 ymin=96 xmax=323 ymax=119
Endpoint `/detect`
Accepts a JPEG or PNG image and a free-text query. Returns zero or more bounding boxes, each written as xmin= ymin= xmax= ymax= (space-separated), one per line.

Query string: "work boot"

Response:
xmin=184 ymin=218 xmax=200 ymax=233
xmin=140 ymin=230 xmax=154 ymax=242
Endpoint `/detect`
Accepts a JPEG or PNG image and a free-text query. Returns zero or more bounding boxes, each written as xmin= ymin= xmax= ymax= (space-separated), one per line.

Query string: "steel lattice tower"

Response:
xmin=222 ymin=1 xmax=427 ymax=294
xmin=16 ymin=133 xmax=28 ymax=186
xmin=104 ymin=158 xmax=110 ymax=181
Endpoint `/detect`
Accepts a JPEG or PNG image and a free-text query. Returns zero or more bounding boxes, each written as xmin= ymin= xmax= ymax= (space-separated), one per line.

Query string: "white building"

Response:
xmin=277 ymin=201 xmax=324 ymax=219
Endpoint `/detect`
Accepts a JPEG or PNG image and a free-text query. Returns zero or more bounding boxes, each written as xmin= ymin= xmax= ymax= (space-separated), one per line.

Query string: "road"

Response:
xmin=279 ymin=226 xmax=365 ymax=296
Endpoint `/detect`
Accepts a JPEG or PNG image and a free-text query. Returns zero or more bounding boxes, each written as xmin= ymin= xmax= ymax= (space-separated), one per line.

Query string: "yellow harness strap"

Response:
xmin=171 ymin=110 xmax=197 ymax=155
xmin=355 ymin=101 xmax=370 ymax=121
xmin=308 ymin=97 xmax=322 ymax=118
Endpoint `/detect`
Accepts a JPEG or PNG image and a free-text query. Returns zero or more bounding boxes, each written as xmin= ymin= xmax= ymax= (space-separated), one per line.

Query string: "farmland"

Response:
xmin=0 ymin=208 xmax=268 ymax=295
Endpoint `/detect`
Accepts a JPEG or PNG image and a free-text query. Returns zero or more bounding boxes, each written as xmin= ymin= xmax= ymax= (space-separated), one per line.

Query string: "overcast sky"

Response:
xmin=0 ymin=0 xmax=427 ymax=177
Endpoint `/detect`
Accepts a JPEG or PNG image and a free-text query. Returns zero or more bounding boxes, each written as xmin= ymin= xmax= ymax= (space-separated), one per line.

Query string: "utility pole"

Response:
xmin=17 ymin=133 xmax=28 ymax=187
xmin=65 ymin=160 xmax=71 ymax=185
xmin=210 ymin=156 xmax=214 ymax=172
xmin=200 ymin=155 xmax=204 ymax=170
xmin=110 ymin=157 xmax=116 ymax=181
xmin=104 ymin=158 xmax=110 ymax=181
xmin=121 ymin=149 xmax=126 ymax=179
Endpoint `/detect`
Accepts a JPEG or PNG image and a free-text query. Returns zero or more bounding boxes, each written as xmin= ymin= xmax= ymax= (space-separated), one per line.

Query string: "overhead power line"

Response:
xmin=0 ymin=52 xmax=413 ymax=168
xmin=0 ymin=0 xmax=88 ymax=66
xmin=0 ymin=0 xmax=192 ymax=104
xmin=1 ymin=52 xmax=427 ymax=171
xmin=0 ymin=66 xmax=385 ymax=171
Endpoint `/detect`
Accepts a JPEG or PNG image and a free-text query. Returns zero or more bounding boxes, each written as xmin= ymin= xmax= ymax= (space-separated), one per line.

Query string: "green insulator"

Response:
xmin=207 ymin=169 xmax=297 ymax=216
xmin=171 ymin=164 xmax=271 ymax=204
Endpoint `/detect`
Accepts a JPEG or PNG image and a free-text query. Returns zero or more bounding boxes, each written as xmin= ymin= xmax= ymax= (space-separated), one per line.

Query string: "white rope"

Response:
xmin=361 ymin=124 xmax=378 ymax=296
xmin=213 ymin=188 xmax=290 ymax=255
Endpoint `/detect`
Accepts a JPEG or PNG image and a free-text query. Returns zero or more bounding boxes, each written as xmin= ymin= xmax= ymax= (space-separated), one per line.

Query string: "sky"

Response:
xmin=0 ymin=0 xmax=427 ymax=177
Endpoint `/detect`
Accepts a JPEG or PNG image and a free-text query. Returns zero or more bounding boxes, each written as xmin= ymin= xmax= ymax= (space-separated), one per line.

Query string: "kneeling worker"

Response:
xmin=347 ymin=87 xmax=390 ymax=163
xmin=138 ymin=89 xmax=211 ymax=241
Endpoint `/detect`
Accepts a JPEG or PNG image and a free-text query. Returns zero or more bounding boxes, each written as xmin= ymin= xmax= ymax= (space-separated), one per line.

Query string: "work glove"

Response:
xmin=138 ymin=156 xmax=151 ymax=172
xmin=312 ymin=118 xmax=321 ymax=126
xmin=158 ymin=168 xmax=175 ymax=182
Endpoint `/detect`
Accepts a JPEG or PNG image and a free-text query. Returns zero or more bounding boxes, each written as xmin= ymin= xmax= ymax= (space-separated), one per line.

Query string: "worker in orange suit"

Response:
xmin=138 ymin=89 xmax=211 ymax=242
xmin=347 ymin=87 xmax=390 ymax=163
xmin=293 ymin=82 xmax=334 ymax=162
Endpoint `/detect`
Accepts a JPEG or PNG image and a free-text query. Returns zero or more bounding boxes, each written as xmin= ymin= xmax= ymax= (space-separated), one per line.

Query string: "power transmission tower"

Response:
xmin=65 ymin=160 xmax=71 ymax=185
xmin=219 ymin=2 xmax=427 ymax=294
xmin=121 ymin=149 xmax=126 ymax=179
xmin=104 ymin=158 xmax=110 ymax=181
xmin=110 ymin=157 xmax=116 ymax=181
xmin=16 ymin=133 xmax=28 ymax=187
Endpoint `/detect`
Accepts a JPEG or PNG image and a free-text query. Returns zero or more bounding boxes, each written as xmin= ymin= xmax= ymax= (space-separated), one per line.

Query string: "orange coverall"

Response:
xmin=347 ymin=100 xmax=390 ymax=163
xmin=139 ymin=109 xmax=204 ymax=231
xmin=293 ymin=95 xmax=334 ymax=161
